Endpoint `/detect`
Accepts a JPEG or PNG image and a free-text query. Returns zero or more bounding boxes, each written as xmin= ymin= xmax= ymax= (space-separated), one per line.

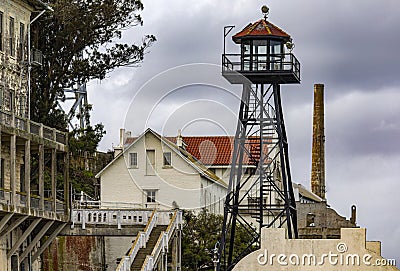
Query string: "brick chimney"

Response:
xmin=311 ymin=84 xmax=326 ymax=199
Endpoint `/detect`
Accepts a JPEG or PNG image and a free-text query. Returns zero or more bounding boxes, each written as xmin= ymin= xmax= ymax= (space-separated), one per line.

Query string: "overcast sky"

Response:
xmin=87 ymin=0 xmax=400 ymax=265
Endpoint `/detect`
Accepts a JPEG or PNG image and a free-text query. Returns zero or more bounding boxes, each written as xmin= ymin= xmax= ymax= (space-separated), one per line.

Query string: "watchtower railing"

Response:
xmin=222 ymin=53 xmax=300 ymax=80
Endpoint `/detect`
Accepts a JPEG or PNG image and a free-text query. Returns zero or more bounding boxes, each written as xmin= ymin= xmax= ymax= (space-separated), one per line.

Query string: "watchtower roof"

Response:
xmin=232 ymin=19 xmax=291 ymax=43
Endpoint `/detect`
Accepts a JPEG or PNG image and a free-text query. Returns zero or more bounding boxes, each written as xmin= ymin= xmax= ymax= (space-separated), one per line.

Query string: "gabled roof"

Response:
xmin=232 ymin=19 xmax=291 ymax=44
xmin=96 ymin=128 xmax=227 ymax=188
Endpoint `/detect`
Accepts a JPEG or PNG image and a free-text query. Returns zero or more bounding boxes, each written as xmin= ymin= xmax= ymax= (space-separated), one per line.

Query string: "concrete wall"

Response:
xmin=233 ymin=228 xmax=399 ymax=271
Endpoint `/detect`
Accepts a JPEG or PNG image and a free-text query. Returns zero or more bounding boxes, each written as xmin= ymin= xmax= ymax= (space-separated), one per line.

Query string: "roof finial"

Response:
xmin=261 ymin=5 xmax=269 ymax=20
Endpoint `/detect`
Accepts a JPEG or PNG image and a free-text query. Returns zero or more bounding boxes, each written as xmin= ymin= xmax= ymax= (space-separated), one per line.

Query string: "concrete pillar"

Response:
xmin=10 ymin=134 xmax=16 ymax=207
xmin=24 ymin=140 xmax=31 ymax=209
xmin=39 ymin=144 xmax=44 ymax=211
xmin=51 ymin=149 xmax=56 ymax=212
xmin=311 ymin=83 xmax=325 ymax=199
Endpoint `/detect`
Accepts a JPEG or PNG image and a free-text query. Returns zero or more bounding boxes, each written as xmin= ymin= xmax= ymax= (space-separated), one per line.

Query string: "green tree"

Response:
xmin=30 ymin=0 xmax=155 ymax=130
xmin=28 ymin=0 xmax=154 ymax=196
xmin=182 ymin=209 xmax=255 ymax=271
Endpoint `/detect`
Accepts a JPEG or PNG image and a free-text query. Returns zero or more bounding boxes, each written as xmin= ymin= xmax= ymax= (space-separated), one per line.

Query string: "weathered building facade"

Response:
xmin=0 ymin=1 xmax=70 ymax=270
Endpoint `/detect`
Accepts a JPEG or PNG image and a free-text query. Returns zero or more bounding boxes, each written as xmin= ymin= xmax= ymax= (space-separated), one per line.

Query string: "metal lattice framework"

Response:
xmin=57 ymin=83 xmax=89 ymax=130
xmin=217 ymin=82 xmax=298 ymax=270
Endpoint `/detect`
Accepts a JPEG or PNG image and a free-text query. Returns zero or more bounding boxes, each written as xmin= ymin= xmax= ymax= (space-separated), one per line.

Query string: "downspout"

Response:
xmin=27 ymin=3 xmax=53 ymax=119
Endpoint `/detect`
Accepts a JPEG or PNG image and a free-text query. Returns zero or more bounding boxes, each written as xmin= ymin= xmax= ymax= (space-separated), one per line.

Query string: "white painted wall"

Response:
xmin=100 ymin=131 xmax=227 ymax=213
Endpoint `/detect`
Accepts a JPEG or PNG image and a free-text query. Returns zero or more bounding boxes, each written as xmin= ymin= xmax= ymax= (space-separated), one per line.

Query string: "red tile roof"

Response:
xmin=232 ymin=19 xmax=291 ymax=44
xmin=125 ymin=134 xmax=268 ymax=166
xmin=183 ymin=136 xmax=234 ymax=165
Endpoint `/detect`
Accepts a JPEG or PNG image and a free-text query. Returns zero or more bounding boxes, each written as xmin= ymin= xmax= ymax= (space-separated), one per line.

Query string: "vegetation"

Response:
xmin=30 ymin=0 xmax=155 ymax=130
xmin=29 ymin=0 xmax=155 ymax=196
xmin=182 ymin=209 xmax=255 ymax=271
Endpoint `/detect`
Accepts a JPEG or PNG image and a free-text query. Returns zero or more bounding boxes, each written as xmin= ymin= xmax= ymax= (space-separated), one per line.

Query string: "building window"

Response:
xmin=146 ymin=190 xmax=156 ymax=203
xmin=146 ymin=150 xmax=155 ymax=175
xmin=20 ymin=164 xmax=25 ymax=192
xmin=0 ymin=159 xmax=4 ymax=188
xmin=163 ymin=152 xmax=171 ymax=167
xmin=129 ymin=152 xmax=137 ymax=168
xmin=0 ymin=12 xmax=3 ymax=51
xmin=18 ymin=22 xmax=24 ymax=61
xmin=3 ymin=90 xmax=13 ymax=111
xmin=9 ymin=17 xmax=15 ymax=56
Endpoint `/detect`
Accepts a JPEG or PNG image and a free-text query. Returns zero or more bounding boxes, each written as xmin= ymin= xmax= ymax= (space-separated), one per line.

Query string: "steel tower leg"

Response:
xmin=217 ymin=83 xmax=297 ymax=271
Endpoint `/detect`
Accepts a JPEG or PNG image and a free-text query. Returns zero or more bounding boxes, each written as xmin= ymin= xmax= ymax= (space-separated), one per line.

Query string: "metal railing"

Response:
xmin=116 ymin=210 xmax=158 ymax=271
xmin=0 ymin=110 xmax=67 ymax=145
xmin=71 ymin=209 xmax=154 ymax=229
xmin=222 ymin=53 xmax=300 ymax=80
xmin=141 ymin=211 xmax=183 ymax=271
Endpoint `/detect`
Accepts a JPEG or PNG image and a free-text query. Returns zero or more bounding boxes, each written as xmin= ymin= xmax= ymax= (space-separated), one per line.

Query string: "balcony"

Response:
xmin=222 ymin=53 xmax=300 ymax=84
xmin=0 ymin=110 xmax=67 ymax=149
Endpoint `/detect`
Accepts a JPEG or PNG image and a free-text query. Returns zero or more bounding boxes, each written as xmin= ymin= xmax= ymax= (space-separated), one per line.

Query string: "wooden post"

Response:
xmin=25 ymin=140 xmax=31 ymax=209
xmin=39 ymin=145 xmax=44 ymax=211
xmin=10 ymin=134 xmax=16 ymax=207
xmin=51 ymin=149 xmax=56 ymax=212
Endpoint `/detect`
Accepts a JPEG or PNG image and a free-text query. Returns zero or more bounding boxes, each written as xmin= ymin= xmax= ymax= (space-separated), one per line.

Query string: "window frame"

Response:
xmin=163 ymin=151 xmax=172 ymax=167
xmin=18 ymin=22 xmax=24 ymax=61
xmin=129 ymin=152 xmax=138 ymax=168
xmin=146 ymin=190 xmax=156 ymax=203
xmin=9 ymin=16 xmax=15 ymax=57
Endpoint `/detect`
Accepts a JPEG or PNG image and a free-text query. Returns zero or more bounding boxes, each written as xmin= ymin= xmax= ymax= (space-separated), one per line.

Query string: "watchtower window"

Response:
xmin=240 ymin=39 xmax=284 ymax=72
xmin=242 ymin=40 xmax=251 ymax=71
xmin=270 ymin=40 xmax=283 ymax=70
xmin=252 ymin=40 xmax=268 ymax=71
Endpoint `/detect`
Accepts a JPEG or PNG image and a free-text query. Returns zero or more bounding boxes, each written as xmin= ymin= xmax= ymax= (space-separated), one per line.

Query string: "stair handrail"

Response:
xmin=141 ymin=210 xmax=183 ymax=271
xmin=116 ymin=209 xmax=157 ymax=271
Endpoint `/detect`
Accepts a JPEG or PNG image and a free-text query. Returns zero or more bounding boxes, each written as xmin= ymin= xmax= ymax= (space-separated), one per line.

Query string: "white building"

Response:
xmin=96 ymin=128 xmax=227 ymax=214
xmin=97 ymin=128 xmax=320 ymax=215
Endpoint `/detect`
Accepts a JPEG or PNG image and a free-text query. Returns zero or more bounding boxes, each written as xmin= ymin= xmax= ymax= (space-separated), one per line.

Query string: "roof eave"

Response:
xmin=233 ymin=34 xmax=291 ymax=44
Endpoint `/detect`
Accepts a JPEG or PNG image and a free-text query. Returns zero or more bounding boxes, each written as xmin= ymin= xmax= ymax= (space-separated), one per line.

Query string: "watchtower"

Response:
xmin=218 ymin=6 xmax=300 ymax=270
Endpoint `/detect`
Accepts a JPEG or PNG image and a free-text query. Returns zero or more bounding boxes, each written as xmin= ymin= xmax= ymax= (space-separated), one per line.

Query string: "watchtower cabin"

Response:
xmin=222 ymin=12 xmax=300 ymax=84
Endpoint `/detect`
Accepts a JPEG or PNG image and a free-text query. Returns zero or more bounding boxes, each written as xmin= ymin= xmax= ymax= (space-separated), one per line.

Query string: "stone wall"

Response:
xmin=42 ymin=236 xmax=105 ymax=271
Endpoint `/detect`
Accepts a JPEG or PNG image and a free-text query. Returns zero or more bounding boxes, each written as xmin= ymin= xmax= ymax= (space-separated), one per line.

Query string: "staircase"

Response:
xmin=130 ymin=226 xmax=167 ymax=270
